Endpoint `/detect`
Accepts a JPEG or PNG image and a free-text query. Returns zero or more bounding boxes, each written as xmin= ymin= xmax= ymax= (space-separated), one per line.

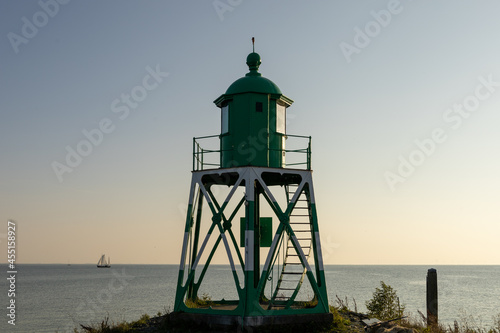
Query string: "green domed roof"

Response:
xmin=225 ymin=76 xmax=282 ymax=95
xmin=225 ymin=52 xmax=282 ymax=95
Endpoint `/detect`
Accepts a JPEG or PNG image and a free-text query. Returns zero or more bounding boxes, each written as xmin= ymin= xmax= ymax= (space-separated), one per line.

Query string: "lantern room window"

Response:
xmin=276 ymin=104 xmax=286 ymax=134
xmin=221 ymin=105 xmax=229 ymax=134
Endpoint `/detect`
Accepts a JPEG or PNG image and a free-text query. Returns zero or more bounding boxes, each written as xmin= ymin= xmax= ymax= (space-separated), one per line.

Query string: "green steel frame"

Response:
xmin=174 ymin=166 xmax=329 ymax=320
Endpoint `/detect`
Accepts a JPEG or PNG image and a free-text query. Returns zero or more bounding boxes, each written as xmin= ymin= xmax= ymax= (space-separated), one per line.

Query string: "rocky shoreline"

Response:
xmin=86 ymin=310 xmax=417 ymax=333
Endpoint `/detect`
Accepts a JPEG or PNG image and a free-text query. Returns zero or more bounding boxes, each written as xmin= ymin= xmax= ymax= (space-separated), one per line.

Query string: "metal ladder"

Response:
xmin=269 ymin=184 xmax=312 ymax=309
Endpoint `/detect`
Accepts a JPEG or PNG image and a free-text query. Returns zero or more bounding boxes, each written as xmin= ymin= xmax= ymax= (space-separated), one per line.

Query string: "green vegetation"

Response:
xmin=335 ymin=295 xmax=358 ymax=314
xmin=184 ymin=293 xmax=213 ymax=308
xmin=362 ymin=281 xmax=500 ymax=333
xmin=295 ymin=295 xmax=319 ymax=309
xmin=75 ymin=314 xmax=151 ymax=333
xmin=70 ymin=309 xmax=500 ymax=333
xmin=365 ymin=281 xmax=405 ymax=321
xmin=329 ymin=305 xmax=351 ymax=332
xmin=399 ymin=310 xmax=500 ymax=333
xmin=69 ymin=283 xmax=500 ymax=333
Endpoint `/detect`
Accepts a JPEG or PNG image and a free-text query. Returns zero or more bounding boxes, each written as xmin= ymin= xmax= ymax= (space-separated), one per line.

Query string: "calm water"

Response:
xmin=1 ymin=265 xmax=499 ymax=332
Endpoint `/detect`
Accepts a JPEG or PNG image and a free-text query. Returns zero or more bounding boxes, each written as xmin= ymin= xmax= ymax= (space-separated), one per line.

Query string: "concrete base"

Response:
xmin=169 ymin=311 xmax=333 ymax=332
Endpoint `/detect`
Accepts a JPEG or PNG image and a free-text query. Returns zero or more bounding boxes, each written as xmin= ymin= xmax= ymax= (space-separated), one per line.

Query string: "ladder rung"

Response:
xmin=277 ymin=288 xmax=296 ymax=291
xmin=282 ymin=272 xmax=303 ymax=275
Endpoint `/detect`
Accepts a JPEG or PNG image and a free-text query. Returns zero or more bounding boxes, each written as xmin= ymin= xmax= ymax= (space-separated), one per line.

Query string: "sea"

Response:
xmin=1 ymin=265 xmax=499 ymax=333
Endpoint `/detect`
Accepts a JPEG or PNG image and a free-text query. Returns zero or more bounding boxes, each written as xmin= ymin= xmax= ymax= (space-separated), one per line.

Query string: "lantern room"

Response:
xmin=213 ymin=52 xmax=293 ymax=168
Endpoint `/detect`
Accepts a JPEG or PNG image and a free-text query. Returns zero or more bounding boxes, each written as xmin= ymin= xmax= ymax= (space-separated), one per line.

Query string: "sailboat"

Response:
xmin=97 ymin=254 xmax=111 ymax=268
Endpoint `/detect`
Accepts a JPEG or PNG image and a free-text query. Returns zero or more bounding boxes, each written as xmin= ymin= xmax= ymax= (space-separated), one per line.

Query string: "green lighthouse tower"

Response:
xmin=173 ymin=41 xmax=331 ymax=331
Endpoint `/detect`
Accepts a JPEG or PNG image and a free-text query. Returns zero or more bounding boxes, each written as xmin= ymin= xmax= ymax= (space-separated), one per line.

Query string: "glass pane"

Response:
xmin=276 ymin=104 xmax=285 ymax=134
xmin=221 ymin=105 xmax=229 ymax=134
xmin=282 ymin=136 xmax=286 ymax=165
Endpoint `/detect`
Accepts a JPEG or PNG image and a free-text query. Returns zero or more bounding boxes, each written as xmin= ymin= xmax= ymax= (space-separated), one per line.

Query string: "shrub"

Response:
xmin=329 ymin=305 xmax=351 ymax=331
xmin=366 ymin=281 xmax=405 ymax=321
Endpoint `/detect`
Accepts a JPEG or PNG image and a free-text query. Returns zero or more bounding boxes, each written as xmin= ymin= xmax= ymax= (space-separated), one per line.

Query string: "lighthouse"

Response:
xmin=173 ymin=41 xmax=331 ymax=330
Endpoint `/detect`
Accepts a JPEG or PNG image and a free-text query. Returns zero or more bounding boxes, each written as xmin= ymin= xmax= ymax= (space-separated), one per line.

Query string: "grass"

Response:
xmin=335 ymin=295 xmax=359 ymax=313
xmin=75 ymin=314 xmax=152 ymax=333
xmin=184 ymin=293 xmax=214 ymax=308
xmin=69 ymin=294 xmax=500 ymax=333
xmin=333 ymin=293 xmax=500 ymax=333
xmin=295 ymin=295 xmax=319 ymax=309
xmin=329 ymin=305 xmax=352 ymax=332
xmin=399 ymin=310 xmax=500 ymax=333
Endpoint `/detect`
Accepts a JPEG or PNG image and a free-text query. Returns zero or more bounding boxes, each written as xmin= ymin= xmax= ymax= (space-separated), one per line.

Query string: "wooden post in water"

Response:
xmin=426 ymin=268 xmax=438 ymax=326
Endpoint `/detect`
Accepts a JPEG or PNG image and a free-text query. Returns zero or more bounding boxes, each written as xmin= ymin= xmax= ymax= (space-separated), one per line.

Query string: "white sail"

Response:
xmin=97 ymin=254 xmax=110 ymax=267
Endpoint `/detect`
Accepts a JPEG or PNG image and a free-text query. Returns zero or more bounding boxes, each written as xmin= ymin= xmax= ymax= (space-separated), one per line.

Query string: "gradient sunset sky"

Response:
xmin=1 ymin=1 xmax=499 ymax=264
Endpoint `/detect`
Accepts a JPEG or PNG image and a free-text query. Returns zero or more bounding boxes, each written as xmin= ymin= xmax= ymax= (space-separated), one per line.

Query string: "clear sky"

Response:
xmin=1 ymin=1 xmax=499 ymax=265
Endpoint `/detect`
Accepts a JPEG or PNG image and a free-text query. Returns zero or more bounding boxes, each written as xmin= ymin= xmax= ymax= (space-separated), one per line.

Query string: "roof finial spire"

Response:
xmin=246 ymin=38 xmax=261 ymax=76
